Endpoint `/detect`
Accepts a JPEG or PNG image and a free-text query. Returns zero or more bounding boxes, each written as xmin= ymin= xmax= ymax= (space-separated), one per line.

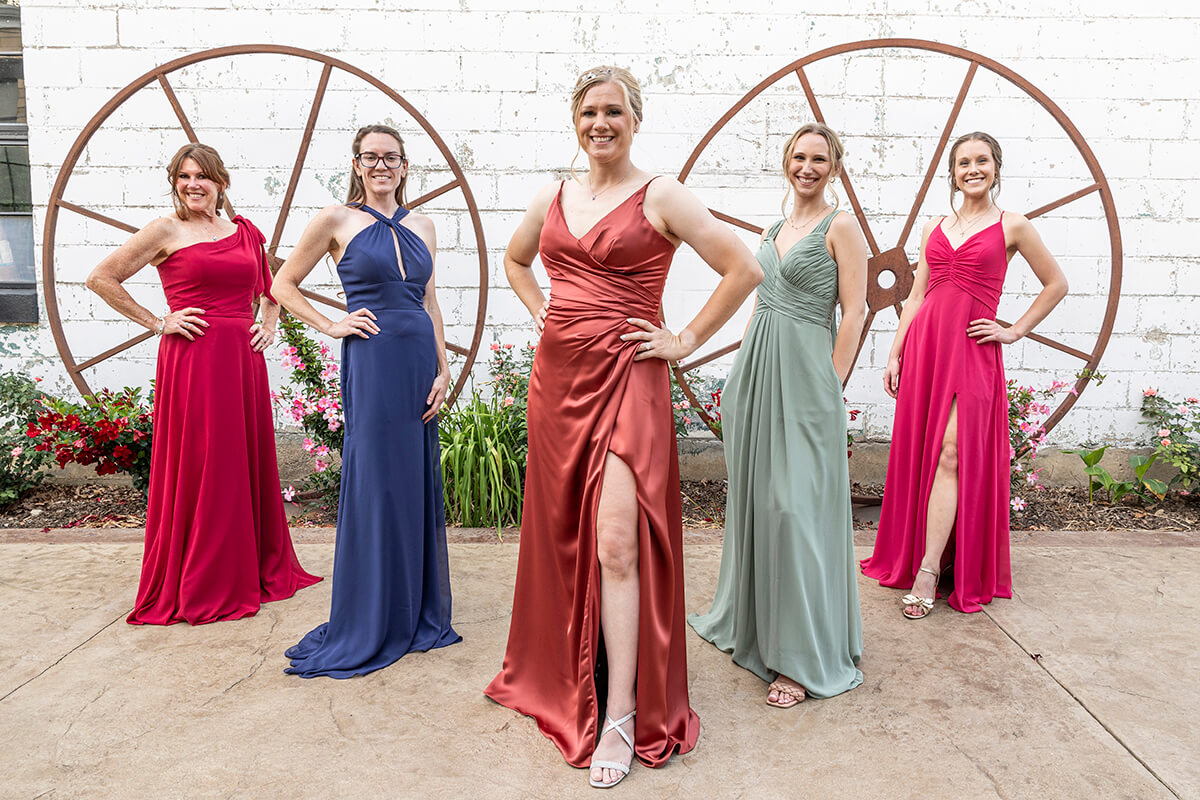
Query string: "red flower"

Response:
xmin=96 ymin=460 xmax=118 ymax=476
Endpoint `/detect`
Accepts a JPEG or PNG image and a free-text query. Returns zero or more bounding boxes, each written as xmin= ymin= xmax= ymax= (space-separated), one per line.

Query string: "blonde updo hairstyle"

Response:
xmin=568 ymin=66 xmax=644 ymax=177
xmin=779 ymin=122 xmax=845 ymax=218
xmin=346 ymin=123 xmax=409 ymax=208
xmin=947 ymin=130 xmax=1002 ymax=216
xmin=167 ymin=143 xmax=230 ymax=220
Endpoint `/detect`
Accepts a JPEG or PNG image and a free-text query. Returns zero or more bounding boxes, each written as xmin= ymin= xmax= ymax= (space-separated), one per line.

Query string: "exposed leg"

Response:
xmin=905 ymin=399 xmax=958 ymax=618
xmin=590 ymin=452 xmax=639 ymax=787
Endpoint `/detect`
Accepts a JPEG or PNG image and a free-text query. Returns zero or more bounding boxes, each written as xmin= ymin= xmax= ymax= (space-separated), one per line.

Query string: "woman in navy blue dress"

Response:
xmin=272 ymin=124 xmax=460 ymax=677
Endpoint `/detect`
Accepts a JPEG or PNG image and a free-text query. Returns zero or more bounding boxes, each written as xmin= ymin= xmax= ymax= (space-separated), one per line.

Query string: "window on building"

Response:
xmin=0 ymin=1 xmax=36 ymax=323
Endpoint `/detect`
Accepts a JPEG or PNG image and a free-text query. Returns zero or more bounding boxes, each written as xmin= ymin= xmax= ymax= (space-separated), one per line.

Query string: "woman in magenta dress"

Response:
xmin=860 ymin=132 xmax=1067 ymax=617
xmin=88 ymin=143 xmax=321 ymax=625
xmin=484 ymin=66 xmax=761 ymax=788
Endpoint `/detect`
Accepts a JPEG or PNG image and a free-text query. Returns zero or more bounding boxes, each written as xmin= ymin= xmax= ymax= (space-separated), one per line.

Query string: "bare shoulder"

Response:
xmin=828 ymin=210 xmax=861 ymax=237
xmin=1001 ymin=210 xmax=1034 ymax=235
xmin=403 ymin=210 xmax=436 ymax=237
xmin=643 ymin=174 xmax=689 ymax=204
xmin=527 ymin=180 xmax=562 ymax=218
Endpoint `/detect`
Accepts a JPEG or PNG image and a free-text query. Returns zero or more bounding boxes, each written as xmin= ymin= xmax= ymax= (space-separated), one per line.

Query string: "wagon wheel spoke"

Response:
xmin=57 ymin=200 xmax=139 ymax=234
xmin=708 ymin=210 xmax=761 ymax=235
xmin=268 ymin=64 xmax=332 ymax=256
xmin=157 ymin=72 xmax=237 ymax=219
xmin=896 ymin=61 xmax=979 ymax=248
xmin=995 ymin=320 xmax=1091 ymax=362
xmin=794 ymin=65 xmax=881 ymax=256
xmin=74 ymin=332 xmax=156 ymax=372
xmin=846 ymin=308 xmax=878 ymax=387
xmin=409 ymin=179 xmax=461 ymax=209
xmin=1026 ymin=184 xmax=1100 ymax=220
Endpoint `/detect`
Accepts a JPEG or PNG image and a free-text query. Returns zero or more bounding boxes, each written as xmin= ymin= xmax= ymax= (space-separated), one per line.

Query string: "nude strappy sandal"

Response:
xmin=901 ymin=566 xmax=939 ymax=620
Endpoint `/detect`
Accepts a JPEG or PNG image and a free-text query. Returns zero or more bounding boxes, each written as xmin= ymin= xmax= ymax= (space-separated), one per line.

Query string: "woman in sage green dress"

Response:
xmin=689 ymin=123 xmax=867 ymax=706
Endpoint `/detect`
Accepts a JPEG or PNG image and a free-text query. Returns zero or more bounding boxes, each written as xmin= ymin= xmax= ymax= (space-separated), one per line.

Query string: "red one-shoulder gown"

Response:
xmin=485 ymin=180 xmax=700 ymax=767
xmin=127 ymin=217 xmax=321 ymax=625
xmin=861 ymin=215 xmax=1013 ymax=613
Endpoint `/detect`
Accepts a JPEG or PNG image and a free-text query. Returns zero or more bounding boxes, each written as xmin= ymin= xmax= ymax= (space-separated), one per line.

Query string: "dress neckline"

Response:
xmin=160 ymin=216 xmax=244 ymax=264
xmin=935 ymin=213 xmax=1004 ymax=253
xmin=769 ymin=211 xmax=837 ymax=263
xmin=556 ymin=179 xmax=657 ymax=242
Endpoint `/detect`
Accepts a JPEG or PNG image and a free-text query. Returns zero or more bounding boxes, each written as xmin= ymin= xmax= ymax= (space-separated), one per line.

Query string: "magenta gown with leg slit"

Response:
xmin=861 ymin=215 xmax=1012 ymax=613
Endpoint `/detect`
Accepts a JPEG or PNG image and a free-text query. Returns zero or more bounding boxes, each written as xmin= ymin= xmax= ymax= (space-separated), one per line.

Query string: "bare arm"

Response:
xmin=627 ymin=178 xmax=762 ymax=361
xmin=85 ymin=217 xmax=209 ymax=340
xmin=967 ymin=213 xmax=1069 ymax=344
xmin=827 ymin=213 xmax=868 ymax=384
xmin=272 ymin=206 xmax=380 ymax=340
xmin=882 ymin=220 xmax=936 ymax=398
xmin=504 ymin=183 xmax=558 ymax=333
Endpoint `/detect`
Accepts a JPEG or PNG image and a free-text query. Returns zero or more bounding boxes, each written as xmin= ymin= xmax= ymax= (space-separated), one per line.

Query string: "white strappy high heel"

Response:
xmin=588 ymin=709 xmax=636 ymax=789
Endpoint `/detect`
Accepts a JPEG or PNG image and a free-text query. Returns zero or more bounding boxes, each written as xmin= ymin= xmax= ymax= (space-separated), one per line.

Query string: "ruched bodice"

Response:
xmin=336 ymin=204 xmax=431 ymax=312
xmin=925 ymin=216 xmax=1008 ymax=312
xmin=540 ymin=181 xmax=674 ymax=322
xmin=158 ymin=216 xmax=274 ymax=318
xmin=756 ymin=214 xmax=840 ymax=333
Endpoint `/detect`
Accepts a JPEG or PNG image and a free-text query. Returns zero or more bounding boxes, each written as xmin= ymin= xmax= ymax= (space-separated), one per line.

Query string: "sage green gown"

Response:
xmin=688 ymin=212 xmax=863 ymax=698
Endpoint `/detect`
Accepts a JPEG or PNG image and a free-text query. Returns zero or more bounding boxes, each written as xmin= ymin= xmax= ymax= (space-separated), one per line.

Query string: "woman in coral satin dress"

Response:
xmin=87 ymin=143 xmax=321 ymax=625
xmin=860 ymin=132 xmax=1067 ymax=617
xmin=484 ymin=66 xmax=761 ymax=788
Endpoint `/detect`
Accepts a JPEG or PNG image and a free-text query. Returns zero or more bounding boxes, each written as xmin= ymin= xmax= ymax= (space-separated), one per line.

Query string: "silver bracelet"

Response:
xmin=153 ymin=317 xmax=165 ymax=336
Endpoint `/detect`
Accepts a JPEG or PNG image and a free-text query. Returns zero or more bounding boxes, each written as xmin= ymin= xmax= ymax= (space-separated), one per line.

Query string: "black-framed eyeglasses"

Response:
xmin=355 ymin=152 xmax=406 ymax=169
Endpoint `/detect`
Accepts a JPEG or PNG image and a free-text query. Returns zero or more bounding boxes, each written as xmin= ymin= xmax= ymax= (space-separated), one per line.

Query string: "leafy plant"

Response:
xmin=274 ymin=313 xmax=344 ymax=504
xmin=1007 ymin=372 xmax=1101 ymax=512
xmin=670 ymin=374 xmax=724 ymax=437
xmin=26 ymin=387 xmax=154 ymax=493
xmin=439 ymin=390 xmax=526 ymax=530
xmin=1065 ymin=445 xmax=1167 ymax=505
xmin=0 ymin=372 xmax=54 ymax=507
xmin=1141 ymin=388 xmax=1200 ymax=494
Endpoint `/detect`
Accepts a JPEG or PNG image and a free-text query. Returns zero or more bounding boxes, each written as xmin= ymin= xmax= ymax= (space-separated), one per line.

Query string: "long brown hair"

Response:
xmin=166 ymin=143 xmax=230 ymax=220
xmin=948 ymin=131 xmax=1003 ymax=215
xmin=345 ymin=124 xmax=408 ymax=207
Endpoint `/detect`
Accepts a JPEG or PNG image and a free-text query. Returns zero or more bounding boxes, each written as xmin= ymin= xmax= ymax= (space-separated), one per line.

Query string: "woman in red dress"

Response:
xmin=484 ymin=66 xmax=761 ymax=788
xmin=860 ymin=132 xmax=1067 ymax=617
xmin=88 ymin=143 xmax=321 ymax=625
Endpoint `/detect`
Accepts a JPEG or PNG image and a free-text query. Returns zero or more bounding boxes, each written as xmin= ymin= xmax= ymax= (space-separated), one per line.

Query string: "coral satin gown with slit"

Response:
xmin=484 ymin=179 xmax=700 ymax=768
xmin=861 ymin=215 xmax=1012 ymax=613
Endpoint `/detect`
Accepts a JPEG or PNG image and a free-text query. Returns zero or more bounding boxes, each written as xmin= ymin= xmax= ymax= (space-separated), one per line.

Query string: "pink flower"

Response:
xmin=1011 ymin=497 xmax=1027 ymax=511
xmin=1188 ymin=397 xmax=1199 ymax=405
xmin=33 ymin=377 xmax=42 ymax=383
xmin=302 ymin=437 xmax=315 ymax=453
xmin=1144 ymin=387 xmax=1158 ymax=397
xmin=490 ymin=343 xmax=500 ymax=351
xmin=1162 ymin=439 xmax=1172 ymax=447
xmin=1026 ymin=473 xmax=1039 ymax=485
xmin=1158 ymin=428 xmax=1170 ymax=438
xmin=327 ymin=419 xmax=340 ymax=432
xmin=314 ymin=445 xmax=330 ymax=458
xmin=282 ymin=485 xmax=296 ymax=502
xmin=10 ymin=446 xmax=22 ymax=457
xmin=679 ymin=400 xmax=690 ymax=409
xmin=314 ymin=459 xmax=329 ymax=473
xmin=1180 ymin=489 xmax=1191 ymax=497
xmin=1177 ymin=405 xmax=1191 ymax=416
xmin=503 ymin=396 xmax=515 ymax=407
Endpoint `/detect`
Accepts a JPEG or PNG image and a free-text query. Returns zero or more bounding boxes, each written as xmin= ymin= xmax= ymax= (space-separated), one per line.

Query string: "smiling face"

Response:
xmin=353 ymin=131 xmax=408 ymax=198
xmin=174 ymin=157 xmax=225 ymax=217
xmin=951 ymin=138 xmax=999 ymax=198
xmin=575 ymin=81 xmax=637 ymax=161
xmin=787 ymin=132 xmax=837 ymax=199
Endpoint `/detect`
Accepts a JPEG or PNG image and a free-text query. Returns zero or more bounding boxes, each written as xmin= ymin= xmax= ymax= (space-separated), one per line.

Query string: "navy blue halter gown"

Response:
xmin=285 ymin=204 xmax=460 ymax=678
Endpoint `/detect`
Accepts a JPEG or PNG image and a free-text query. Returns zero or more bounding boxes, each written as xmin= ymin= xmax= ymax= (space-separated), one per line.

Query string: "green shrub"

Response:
xmin=0 ymin=372 xmax=54 ymax=507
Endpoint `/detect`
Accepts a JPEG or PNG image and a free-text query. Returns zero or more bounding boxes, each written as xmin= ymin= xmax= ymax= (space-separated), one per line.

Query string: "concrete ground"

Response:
xmin=1 ymin=528 xmax=1196 ymax=800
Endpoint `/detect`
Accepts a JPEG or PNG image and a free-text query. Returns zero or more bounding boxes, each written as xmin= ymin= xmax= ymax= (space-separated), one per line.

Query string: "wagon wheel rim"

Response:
xmin=673 ymin=37 xmax=1121 ymax=439
xmin=41 ymin=44 xmax=488 ymax=406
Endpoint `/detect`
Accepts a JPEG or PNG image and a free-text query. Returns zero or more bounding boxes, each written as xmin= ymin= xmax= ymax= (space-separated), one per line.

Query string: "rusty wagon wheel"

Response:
xmin=42 ymin=44 xmax=488 ymax=405
xmin=672 ymin=38 xmax=1121 ymax=440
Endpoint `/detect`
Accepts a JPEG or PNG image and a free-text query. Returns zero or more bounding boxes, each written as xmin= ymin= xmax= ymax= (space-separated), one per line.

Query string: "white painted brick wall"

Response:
xmin=5 ymin=0 xmax=1196 ymax=450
